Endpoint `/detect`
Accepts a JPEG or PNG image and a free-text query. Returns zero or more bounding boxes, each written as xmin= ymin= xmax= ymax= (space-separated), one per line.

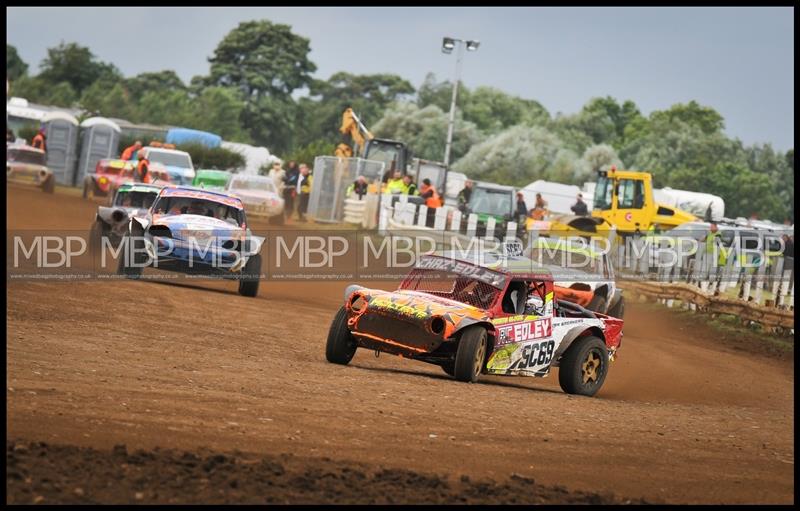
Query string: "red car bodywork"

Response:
xmin=84 ymin=159 xmax=171 ymax=198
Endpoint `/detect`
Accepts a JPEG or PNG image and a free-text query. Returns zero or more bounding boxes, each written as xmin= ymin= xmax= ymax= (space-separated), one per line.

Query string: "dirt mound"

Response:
xmin=6 ymin=441 xmax=648 ymax=504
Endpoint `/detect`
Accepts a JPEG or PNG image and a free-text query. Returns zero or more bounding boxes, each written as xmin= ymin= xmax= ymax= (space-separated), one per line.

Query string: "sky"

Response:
xmin=6 ymin=6 xmax=795 ymax=151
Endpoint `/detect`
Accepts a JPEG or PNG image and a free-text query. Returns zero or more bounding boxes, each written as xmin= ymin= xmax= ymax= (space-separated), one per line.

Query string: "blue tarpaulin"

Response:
xmin=166 ymin=127 xmax=222 ymax=148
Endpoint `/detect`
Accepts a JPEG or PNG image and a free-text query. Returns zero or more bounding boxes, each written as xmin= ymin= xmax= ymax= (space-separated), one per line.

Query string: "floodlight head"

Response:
xmin=442 ymin=37 xmax=456 ymax=54
xmin=466 ymin=40 xmax=480 ymax=51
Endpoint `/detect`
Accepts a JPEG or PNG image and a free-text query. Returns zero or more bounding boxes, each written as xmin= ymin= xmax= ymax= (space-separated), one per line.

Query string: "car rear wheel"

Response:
xmin=558 ymin=336 xmax=609 ymax=397
xmin=326 ymin=306 xmax=357 ymax=365
xmin=607 ymin=295 xmax=625 ymax=318
xmin=453 ymin=326 xmax=488 ymax=383
xmin=238 ymin=254 xmax=262 ymax=297
xmin=586 ymin=293 xmax=608 ymax=314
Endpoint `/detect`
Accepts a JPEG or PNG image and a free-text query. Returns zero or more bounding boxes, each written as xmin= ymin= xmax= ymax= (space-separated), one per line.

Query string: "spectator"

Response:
xmin=268 ymin=161 xmax=286 ymax=197
xmin=516 ymin=192 xmax=529 ymax=224
xmin=403 ymin=175 xmax=418 ymax=196
xmin=120 ymin=140 xmax=143 ymax=161
xmin=31 ymin=127 xmax=46 ymax=152
xmin=296 ymin=163 xmax=313 ymax=222
xmin=782 ymin=234 xmax=794 ymax=276
xmin=135 ymin=149 xmax=151 ymax=183
xmin=703 ymin=222 xmax=725 ymax=279
xmin=347 ymin=175 xmax=369 ymax=200
xmin=571 ymin=193 xmax=589 ymax=216
xmin=384 ymin=170 xmax=406 ymax=194
xmin=531 ymin=193 xmax=548 ymax=220
xmin=457 ymin=180 xmax=474 ymax=213
xmin=283 ymin=161 xmax=300 ymax=220
xmin=419 ymin=178 xmax=442 ymax=227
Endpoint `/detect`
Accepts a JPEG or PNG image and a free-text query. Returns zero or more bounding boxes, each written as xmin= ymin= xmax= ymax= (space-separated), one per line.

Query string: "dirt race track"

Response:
xmin=6 ymin=183 xmax=795 ymax=504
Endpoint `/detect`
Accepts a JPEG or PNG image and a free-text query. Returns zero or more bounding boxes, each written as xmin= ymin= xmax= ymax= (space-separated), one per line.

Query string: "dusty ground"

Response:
xmin=6 ymin=183 xmax=795 ymax=504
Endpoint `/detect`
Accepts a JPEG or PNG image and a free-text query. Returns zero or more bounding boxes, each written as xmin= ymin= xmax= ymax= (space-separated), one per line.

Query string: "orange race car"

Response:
xmin=326 ymin=251 xmax=624 ymax=397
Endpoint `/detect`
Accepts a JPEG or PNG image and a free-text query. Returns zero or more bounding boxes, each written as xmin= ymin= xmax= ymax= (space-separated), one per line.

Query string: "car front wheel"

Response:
xmin=238 ymin=254 xmax=262 ymax=297
xmin=453 ymin=326 xmax=488 ymax=383
xmin=326 ymin=306 xmax=357 ymax=365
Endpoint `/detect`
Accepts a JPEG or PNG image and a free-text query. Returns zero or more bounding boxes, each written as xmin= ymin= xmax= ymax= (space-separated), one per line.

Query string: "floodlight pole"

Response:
xmin=443 ymin=41 xmax=464 ymax=168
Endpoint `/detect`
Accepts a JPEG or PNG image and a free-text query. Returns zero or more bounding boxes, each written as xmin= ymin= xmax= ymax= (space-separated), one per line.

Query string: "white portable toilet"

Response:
xmin=42 ymin=111 xmax=80 ymax=186
xmin=76 ymin=117 xmax=121 ymax=186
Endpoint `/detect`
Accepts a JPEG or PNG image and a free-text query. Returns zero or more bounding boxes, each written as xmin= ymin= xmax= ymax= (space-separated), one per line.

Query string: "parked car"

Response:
xmin=117 ymin=186 xmax=264 ymax=297
xmin=326 ymin=251 xmax=624 ymax=396
xmin=6 ymin=143 xmax=54 ymax=193
xmin=83 ymin=159 xmax=135 ymax=200
xmin=193 ymin=169 xmax=232 ymax=191
xmin=225 ymin=174 xmax=285 ymax=224
xmin=133 ymin=146 xmax=195 ymax=185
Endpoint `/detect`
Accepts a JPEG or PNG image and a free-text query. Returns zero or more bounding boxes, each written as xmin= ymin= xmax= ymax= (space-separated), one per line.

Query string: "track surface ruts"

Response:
xmin=6 ymin=184 xmax=794 ymax=504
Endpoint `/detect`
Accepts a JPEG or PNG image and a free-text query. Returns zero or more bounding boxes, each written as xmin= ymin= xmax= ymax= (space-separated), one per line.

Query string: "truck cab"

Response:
xmin=591 ymin=167 xmax=696 ymax=233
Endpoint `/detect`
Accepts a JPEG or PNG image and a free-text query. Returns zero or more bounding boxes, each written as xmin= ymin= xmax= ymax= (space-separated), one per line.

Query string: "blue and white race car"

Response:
xmin=116 ymin=186 xmax=264 ymax=297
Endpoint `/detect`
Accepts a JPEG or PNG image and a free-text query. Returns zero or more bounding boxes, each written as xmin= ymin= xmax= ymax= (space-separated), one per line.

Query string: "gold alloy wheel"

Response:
xmin=473 ymin=336 xmax=486 ymax=377
xmin=581 ymin=351 xmax=601 ymax=385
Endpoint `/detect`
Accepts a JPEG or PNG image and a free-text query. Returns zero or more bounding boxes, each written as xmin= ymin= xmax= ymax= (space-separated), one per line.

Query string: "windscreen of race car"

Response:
xmin=152 ymin=196 xmax=245 ymax=226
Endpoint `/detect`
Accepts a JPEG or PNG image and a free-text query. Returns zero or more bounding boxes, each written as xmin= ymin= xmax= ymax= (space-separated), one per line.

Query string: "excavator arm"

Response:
xmin=337 ymin=107 xmax=374 ymax=158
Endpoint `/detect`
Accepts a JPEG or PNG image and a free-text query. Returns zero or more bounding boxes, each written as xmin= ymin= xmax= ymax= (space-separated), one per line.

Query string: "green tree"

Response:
xmin=125 ymin=70 xmax=186 ymax=100
xmin=46 ymin=81 xmax=78 ymax=108
xmin=281 ymin=139 xmax=336 ymax=167
xmin=296 ymin=72 xmax=416 ymax=147
xmin=203 ymin=20 xmax=316 ymax=99
xmin=452 ymin=125 xmax=586 ymax=186
xmin=199 ymin=20 xmax=316 ymax=149
xmin=188 ymin=87 xmax=251 ymax=143
xmin=461 ymin=86 xmax=549 ymax=134
xmin=79 ymin=78 xmax=135 ymax=119
xmin=241 ymin=95 xmax=298 ymax=154
xmin=649 ymin=100 xmax=724 ymax=135
xmin=416 ymin=72 xmax=469 ymax=113
xmin=8 ymin=75 xmax=50 ymax=103
xmin=136 ymin=88 xmax=194 ymax=126
xmin=7 ymin=44 xmax=28 ymax=81
xmin=550 ymin=97 xmax=642 ymax=151
xmin=38 ymin=42 xmax=120 ymax=95
xmin=372 ymin=102 xmax=481 ymax=163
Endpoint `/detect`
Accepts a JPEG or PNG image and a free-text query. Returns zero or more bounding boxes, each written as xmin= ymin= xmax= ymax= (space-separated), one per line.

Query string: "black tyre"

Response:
xmin=586 ymin=293 xmax=608 ymax=314
xmin=558 ymin=336 xmax=609 ymax=397
xmin=238 ymin=254 xmax=262 ymax=297
xmin=326 ymin=306 xmax=357 ymax=365
xmin=116 ymin=230 xmax=145 ymax=279
xmin=606 ymin=295 xmax=625 ymax=319
xmin=453 ymin=326 xmax=488 ymax=383
xmin=42 ymin=176 xmax=55 ymax=194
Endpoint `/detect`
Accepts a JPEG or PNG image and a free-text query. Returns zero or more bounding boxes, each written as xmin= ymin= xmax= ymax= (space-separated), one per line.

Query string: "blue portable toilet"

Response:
xmin=42 ymin=111 xmax=80 ymax=186
xmin=166 ymin=127 xmax=222 ymax=148
xmin=76 ymin=117 xmax=121 ymax=186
